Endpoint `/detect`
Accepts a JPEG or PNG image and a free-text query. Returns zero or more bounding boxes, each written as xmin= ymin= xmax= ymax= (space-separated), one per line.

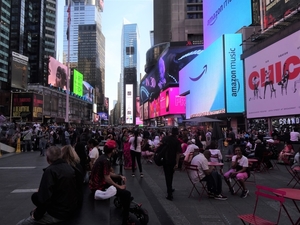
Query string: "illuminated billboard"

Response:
xmin=83 ymin=81 xmax=94 ymax=103
xmin=149 ymin=96 xmax=160 ymax=119
xmin=48 ymin=56 xmax=69 ymax=90
xmin=260 ymin=0 xmax=299 ymax=32
xmin=245 ymin=30 xmax=300 ymax=118
xmin=125 ymin=84 xmax=133 ymax=124
xmin=179 ymin=34 xmax=244 ymax=118
xmin=203 ymin=0 xmax=252 ymax=48
xmin=140 ymin=45 xmax=203 ymax=103
xmin=160 ymin=87 xmax=185 ymax=116
xmin=11 ymin=51 xmax=29 ymax=90
xmin=143 ymin=102 xmax=149 ymax=120
xmin=73 ymin=69 xmax=83 ymax=96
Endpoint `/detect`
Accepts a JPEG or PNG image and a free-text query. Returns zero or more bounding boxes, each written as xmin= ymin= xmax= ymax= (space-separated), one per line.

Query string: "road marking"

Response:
xmin=0 ymin=167 xmax=36 ymax=169
xmin=11 ymin=189 xmax=38 ymax=193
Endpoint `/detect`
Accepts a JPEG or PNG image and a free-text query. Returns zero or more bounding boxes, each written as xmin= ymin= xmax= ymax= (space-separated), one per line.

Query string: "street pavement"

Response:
xmin=1 ymin=150 xmax=299 ymax=225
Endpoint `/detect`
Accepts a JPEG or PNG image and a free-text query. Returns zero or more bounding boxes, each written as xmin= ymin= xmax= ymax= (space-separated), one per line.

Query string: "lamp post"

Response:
xmin=65 ymin=0 xmax=71 ymax=124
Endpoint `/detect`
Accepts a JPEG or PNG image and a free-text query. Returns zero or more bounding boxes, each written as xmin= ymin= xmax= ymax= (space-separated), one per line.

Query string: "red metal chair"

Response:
xmin=184 ymin=164 xmax=209 ymax=200
xmin=238 ymin=185 xmax=286 ymax=225
xmin=286 ymin=165 xmax=300 ymax=188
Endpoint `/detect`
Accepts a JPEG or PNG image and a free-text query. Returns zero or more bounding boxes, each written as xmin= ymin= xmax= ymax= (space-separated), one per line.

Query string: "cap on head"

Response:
xmin=105 ymin=140 xmax=116 ymax=149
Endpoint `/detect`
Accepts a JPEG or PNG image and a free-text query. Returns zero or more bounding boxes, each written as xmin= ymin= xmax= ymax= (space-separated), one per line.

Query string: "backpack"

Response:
xmin=154 ymin=143 xmax=167 ymax=166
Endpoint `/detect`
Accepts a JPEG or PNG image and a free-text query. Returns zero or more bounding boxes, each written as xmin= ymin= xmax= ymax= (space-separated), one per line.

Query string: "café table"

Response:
xmin=276 ymin=188 xmax=300 ymax=225
xmin=208 ymin=162 xmax=224 ymax=174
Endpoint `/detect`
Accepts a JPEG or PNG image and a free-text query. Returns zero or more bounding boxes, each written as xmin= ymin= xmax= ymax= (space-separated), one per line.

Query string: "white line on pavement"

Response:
xmin=11 ymin=189 xmax=38 ymax=193
xmin=0 ymin=167 xmax=36 ymax=169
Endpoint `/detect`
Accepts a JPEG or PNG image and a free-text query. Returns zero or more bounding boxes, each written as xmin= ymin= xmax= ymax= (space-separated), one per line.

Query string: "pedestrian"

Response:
xmin=162 ymin=127 xmax=181 ymax=200
xmin=129 ymin=130 xmax=143 ymax=177
xmin=16 ymin=146 xmax=79 ymax=225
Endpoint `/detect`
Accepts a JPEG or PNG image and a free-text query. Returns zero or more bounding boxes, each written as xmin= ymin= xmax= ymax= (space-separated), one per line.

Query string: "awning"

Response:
xmin=182 ymin=116 xmax=222 ymax=123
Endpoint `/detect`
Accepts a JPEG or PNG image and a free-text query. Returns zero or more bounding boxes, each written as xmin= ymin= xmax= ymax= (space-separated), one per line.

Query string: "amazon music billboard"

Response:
xmin=159 ymin=87 xmax=186 ymax=116
xmin=260 ymin=0 xmax=300 ymax=32
xmin=203 ymin=0 xmax=252 ymax=48
xmin=179 ymin=34 xmax=244 ymax=118
xmin=140 ymin=44 xmax=203 ymax=103
xmin=245 ymin=30 xmax=300 ymax=118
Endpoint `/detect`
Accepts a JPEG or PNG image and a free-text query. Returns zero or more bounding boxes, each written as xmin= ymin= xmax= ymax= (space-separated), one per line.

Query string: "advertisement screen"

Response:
xmin=48 ymin=56 xmax=69 ymax=90
xmin=245 ymin=30 xmax=300 ymax=118
xmin=159 ymin=87 xmax=186 ymax=116
xmin=140 ymin=45 xmax=203 ymax=103
xmin=139 ymin=104 xmax=143 ymax=121
xmin=73 ymin=69 xmax=83 ymax=97
xmin=32 ymin=94 xmax=43 ymax=122
xmin=260 ymin=0 xmax=299 ymax=31
xmin=11 ymin=51 xmax=29 ymax=90
xmin=179 ymin=36 xmax=225 ymax=118
xmin=83 ymin=81 xmax=94 ymax=103
xmin=125 ymin=84 xmax=133 ymax=124
xmin=12 ymin=93 xmax=33 ymax=121
xmin=203 ymin=0 xmax=252 ymax=49
xmin=143 ymin=102 xmax=149 ymax=120
xmin=149 ymin=96 xmax=160 ymax=119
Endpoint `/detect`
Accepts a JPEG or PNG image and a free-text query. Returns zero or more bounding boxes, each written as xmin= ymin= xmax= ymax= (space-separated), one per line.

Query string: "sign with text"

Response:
xmin=125 ymin=84 xmax=133 ymax=124
xmin=159 ymin=87 xmax=186 ymax=116
xmin=11 ymin=52 xmax=29 ymax=90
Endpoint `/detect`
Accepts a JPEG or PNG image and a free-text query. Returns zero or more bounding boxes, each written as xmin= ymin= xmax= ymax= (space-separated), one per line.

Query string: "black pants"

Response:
xmin=202 ymin=171 xmax=222 ymax=195
xmin=130 ymin=151 xmax=142 ymax=174
xmin=163 ymin=164 xmax=175 ymax=196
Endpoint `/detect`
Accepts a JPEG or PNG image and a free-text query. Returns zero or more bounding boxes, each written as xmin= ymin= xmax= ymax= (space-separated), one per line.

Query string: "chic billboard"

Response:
xmin=159 ymin=87 xmax=186 ymax=116
xmin=48 ymin=56 xmax=69 ymax=90
xmin=203 ymin=0 xmax=252 ymax=48
xmin=245 ymin=30 xmax=300 ymax=118
xmin=179 ymin=34 xmax=244 ymax=118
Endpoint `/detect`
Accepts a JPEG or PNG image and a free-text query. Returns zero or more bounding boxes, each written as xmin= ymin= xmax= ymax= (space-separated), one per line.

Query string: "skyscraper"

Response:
xmin=120 ymin=22 xmax=140 ymax=122
xmin=63 ymin=0 xmax=105 ymax=111
xmin=153 ymin=0 xmax=203 ymax=45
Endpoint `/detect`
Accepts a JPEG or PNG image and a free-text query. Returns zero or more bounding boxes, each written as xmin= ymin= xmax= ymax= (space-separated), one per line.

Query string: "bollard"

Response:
xmin=16 ymin=138 xmax=21 ymax=153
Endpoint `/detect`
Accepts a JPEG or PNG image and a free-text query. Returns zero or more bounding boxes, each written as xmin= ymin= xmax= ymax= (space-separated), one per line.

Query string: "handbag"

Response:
xmin=94 ymin=186 xmax=117 ymax=200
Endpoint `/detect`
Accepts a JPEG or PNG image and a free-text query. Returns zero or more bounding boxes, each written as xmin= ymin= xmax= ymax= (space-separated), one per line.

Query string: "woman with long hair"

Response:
xmin=129 ymin=130 xmax=143 ymax=177
xmin=122 ymin=129 xmax=132 ymax=169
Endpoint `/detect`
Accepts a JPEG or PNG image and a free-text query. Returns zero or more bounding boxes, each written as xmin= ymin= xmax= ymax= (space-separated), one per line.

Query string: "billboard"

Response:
xmin=32 ymin=94 xmax=43 ymax=122
xmin=260 ymin=0 xmax=300 ymax=31
xmin=11 ymin=51 xmax=29 ymax=90
xmin=104 ymin=97 xmax=109 ymax=113
xmin=159 ymin=87 xmax=186 ymax=116
xmin=73 ymin=69 xmax=83 ymax=96
xmin=48 ymin=56 xmax=69 ymax=90
xmin=125 ymin=84 xmax=133 ymax=124
xmin=149 ymin=96 xmax=160 ymax=119
xmin=143 ymin=102 xmax=149 ymax=120
xmin=245 ymin=30 xmax=300 ymax=118
xmin=83 ymin=81 xmax=94 ymax=103
xmin=139 ymin=104 xmax=143 ymax=121
xmin=140 ymin=45 xmax=203 ymax=103
xmin=203 ymin=0 xmax=252 ymax=48
xmin=179 ymin=34 xmax=244 ymax=118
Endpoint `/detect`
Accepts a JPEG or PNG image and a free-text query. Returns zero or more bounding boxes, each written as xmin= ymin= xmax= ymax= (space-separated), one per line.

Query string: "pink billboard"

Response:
xmin=149 ymin=97 xmax=160 ymax=119
xmin=160 ymin=87 xmax=186 ymax=116
xmin=48 ymin=56 xmax=69 ymax=90
xmin=245 ymin=30 xmax=300 ymax=118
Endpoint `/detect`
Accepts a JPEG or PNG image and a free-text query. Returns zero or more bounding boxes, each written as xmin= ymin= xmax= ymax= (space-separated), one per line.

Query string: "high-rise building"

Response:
xmin=64 ymin=0 xmax=105 ymax=111
xmin=120 ymin=22 xmax=140 ymax=121
xmin=153 ymin=0 xmax=203 ymax=45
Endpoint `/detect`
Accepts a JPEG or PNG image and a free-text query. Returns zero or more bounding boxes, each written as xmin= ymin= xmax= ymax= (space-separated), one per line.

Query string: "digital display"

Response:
xmin=159 ymin=87 xmax=186 ymax=116
xmin=149 ymin=96 xmax=160 ymax=119
xmin=203 ymin=0 xmax=252 ymax=48
xmin=125 ymin=84 xmax=133 ymax=124
xmin=140 ymin=45 xmax=203 ymax=103
xmin=11 ymin=51 xmax=29 ymax=90
xmin=245 ymin=30 xmax=300 ymax=118
xmin=83 ymin=81 xmax=94 ymax=103
xmin=48 ymin=56 xmax=69 ymax=90
xmin=73 ymin=69 xmax=83 ymax=97
xmin=143 ymin=102 xmax=149 ymax=120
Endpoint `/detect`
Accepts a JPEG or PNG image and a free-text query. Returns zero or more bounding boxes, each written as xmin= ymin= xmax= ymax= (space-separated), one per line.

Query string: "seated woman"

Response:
xmin=141 ymin=137 xmax=155 ymax=163
xmin=277 ymin=141 xmax=294 ymax=164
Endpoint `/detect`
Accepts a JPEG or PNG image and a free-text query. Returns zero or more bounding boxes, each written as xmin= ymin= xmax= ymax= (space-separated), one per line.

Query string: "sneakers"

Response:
xmin=140 ymin=173 xmax=144 ymax=178
xmin=241 ymin=190 xmax=249 ymax=198
xmin=208 ymin=192 xmax=215 ymax=198
xmin=214 ymin=194 xmax=227 ymax=200
xmin=229 ymin=187 xmax=236 ymax=195
xmin=131 ymin=174 xmax=135 ymax=177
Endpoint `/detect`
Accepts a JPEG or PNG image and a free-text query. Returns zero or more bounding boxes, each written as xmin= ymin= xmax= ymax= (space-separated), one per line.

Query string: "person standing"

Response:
xmin=129 ymin=130 xmax=143 ymax=177
xmin=38 ymin=126 xmax=49 ymax=156
xmin=162 ymin=127 xmax=181 ymax=200
xmin=16 ymin=146 xmax=79 ymax=225
xmin=226 ymin=127 xmax=236 ymax=156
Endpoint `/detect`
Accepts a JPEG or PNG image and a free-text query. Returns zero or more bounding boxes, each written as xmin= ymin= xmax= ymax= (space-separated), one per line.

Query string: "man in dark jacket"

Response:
xmin=162 ymin=127 xmax=181 ymax=201
xmin=17 ymin=146 xmax=79 ymax=225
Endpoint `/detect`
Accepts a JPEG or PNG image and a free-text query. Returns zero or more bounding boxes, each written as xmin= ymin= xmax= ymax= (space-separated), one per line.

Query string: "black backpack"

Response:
xmin=154 ymin=142 xmax=168 ymax=166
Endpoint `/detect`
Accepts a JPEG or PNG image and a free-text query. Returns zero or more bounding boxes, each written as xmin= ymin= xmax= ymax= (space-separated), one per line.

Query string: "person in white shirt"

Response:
xmin=290 ymin=128 xmax=300 ymax=143
xmin=88 ymin=139 xmax=99 ymax=170
xmin=129 ymin=130 xmax=143 ymax=177
xmin=184 ymin=139 xmax=199 ymax=157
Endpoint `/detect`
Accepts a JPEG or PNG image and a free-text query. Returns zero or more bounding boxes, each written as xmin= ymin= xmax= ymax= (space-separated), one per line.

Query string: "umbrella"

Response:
xmin=182 ymin=116 xmax=222 ymax=123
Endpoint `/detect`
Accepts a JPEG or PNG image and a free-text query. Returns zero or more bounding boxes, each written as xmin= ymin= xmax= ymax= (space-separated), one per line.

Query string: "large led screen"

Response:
xmin=245 ymin=30 xmax=300 ymax=118
xmin=140 ymin=45 xmax=203 ymax=103
xmin=73 ymin=69 xmax=83 ymax=96
xmin=203 ymin=0 xmax=252 ymax=49
xmin=83 ymin=81 xmax=94 ymax=103
xmin=149 ymin=96 xmax=160 ymax=119
xmin=260 ymin=0 xmax=299 ymax=31
xmin=125 ymin=84 xmax=133 ymax=124
xmin=160 ymin=87 xmax=186 ymax=116
xmin=48 ymin=56 xmax=69 ymax=90
xmin=11 ymin=51 xmax=29 ymax=90
xmin=143 ymin=102 xmax=149 ymax=120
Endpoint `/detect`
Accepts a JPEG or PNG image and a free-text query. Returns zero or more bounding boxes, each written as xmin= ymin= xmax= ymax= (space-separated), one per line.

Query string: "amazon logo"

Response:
xmin=189 ymin=65 xmax=208 ymax=81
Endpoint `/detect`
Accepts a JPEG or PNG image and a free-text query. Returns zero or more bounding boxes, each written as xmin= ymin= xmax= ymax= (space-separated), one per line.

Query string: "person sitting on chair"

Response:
xmin=189 ymin=150 xmax=227 ymax=200
xmin=224 ymin=147 xmax=250 ymax=198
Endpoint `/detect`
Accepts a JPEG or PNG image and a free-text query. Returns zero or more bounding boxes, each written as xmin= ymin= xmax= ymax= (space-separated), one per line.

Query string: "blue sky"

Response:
xmin=57 ymin=0 xmax=153 ymax=111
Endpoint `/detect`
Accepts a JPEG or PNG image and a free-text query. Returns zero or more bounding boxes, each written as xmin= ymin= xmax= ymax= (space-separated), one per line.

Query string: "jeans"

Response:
xmin=163 ymin=164 xmax=175 ymax=196
xmin=130 ymin=150 xmax=142 ymax=174
xmin=202 ymin=171 xmax=223 ymax=195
